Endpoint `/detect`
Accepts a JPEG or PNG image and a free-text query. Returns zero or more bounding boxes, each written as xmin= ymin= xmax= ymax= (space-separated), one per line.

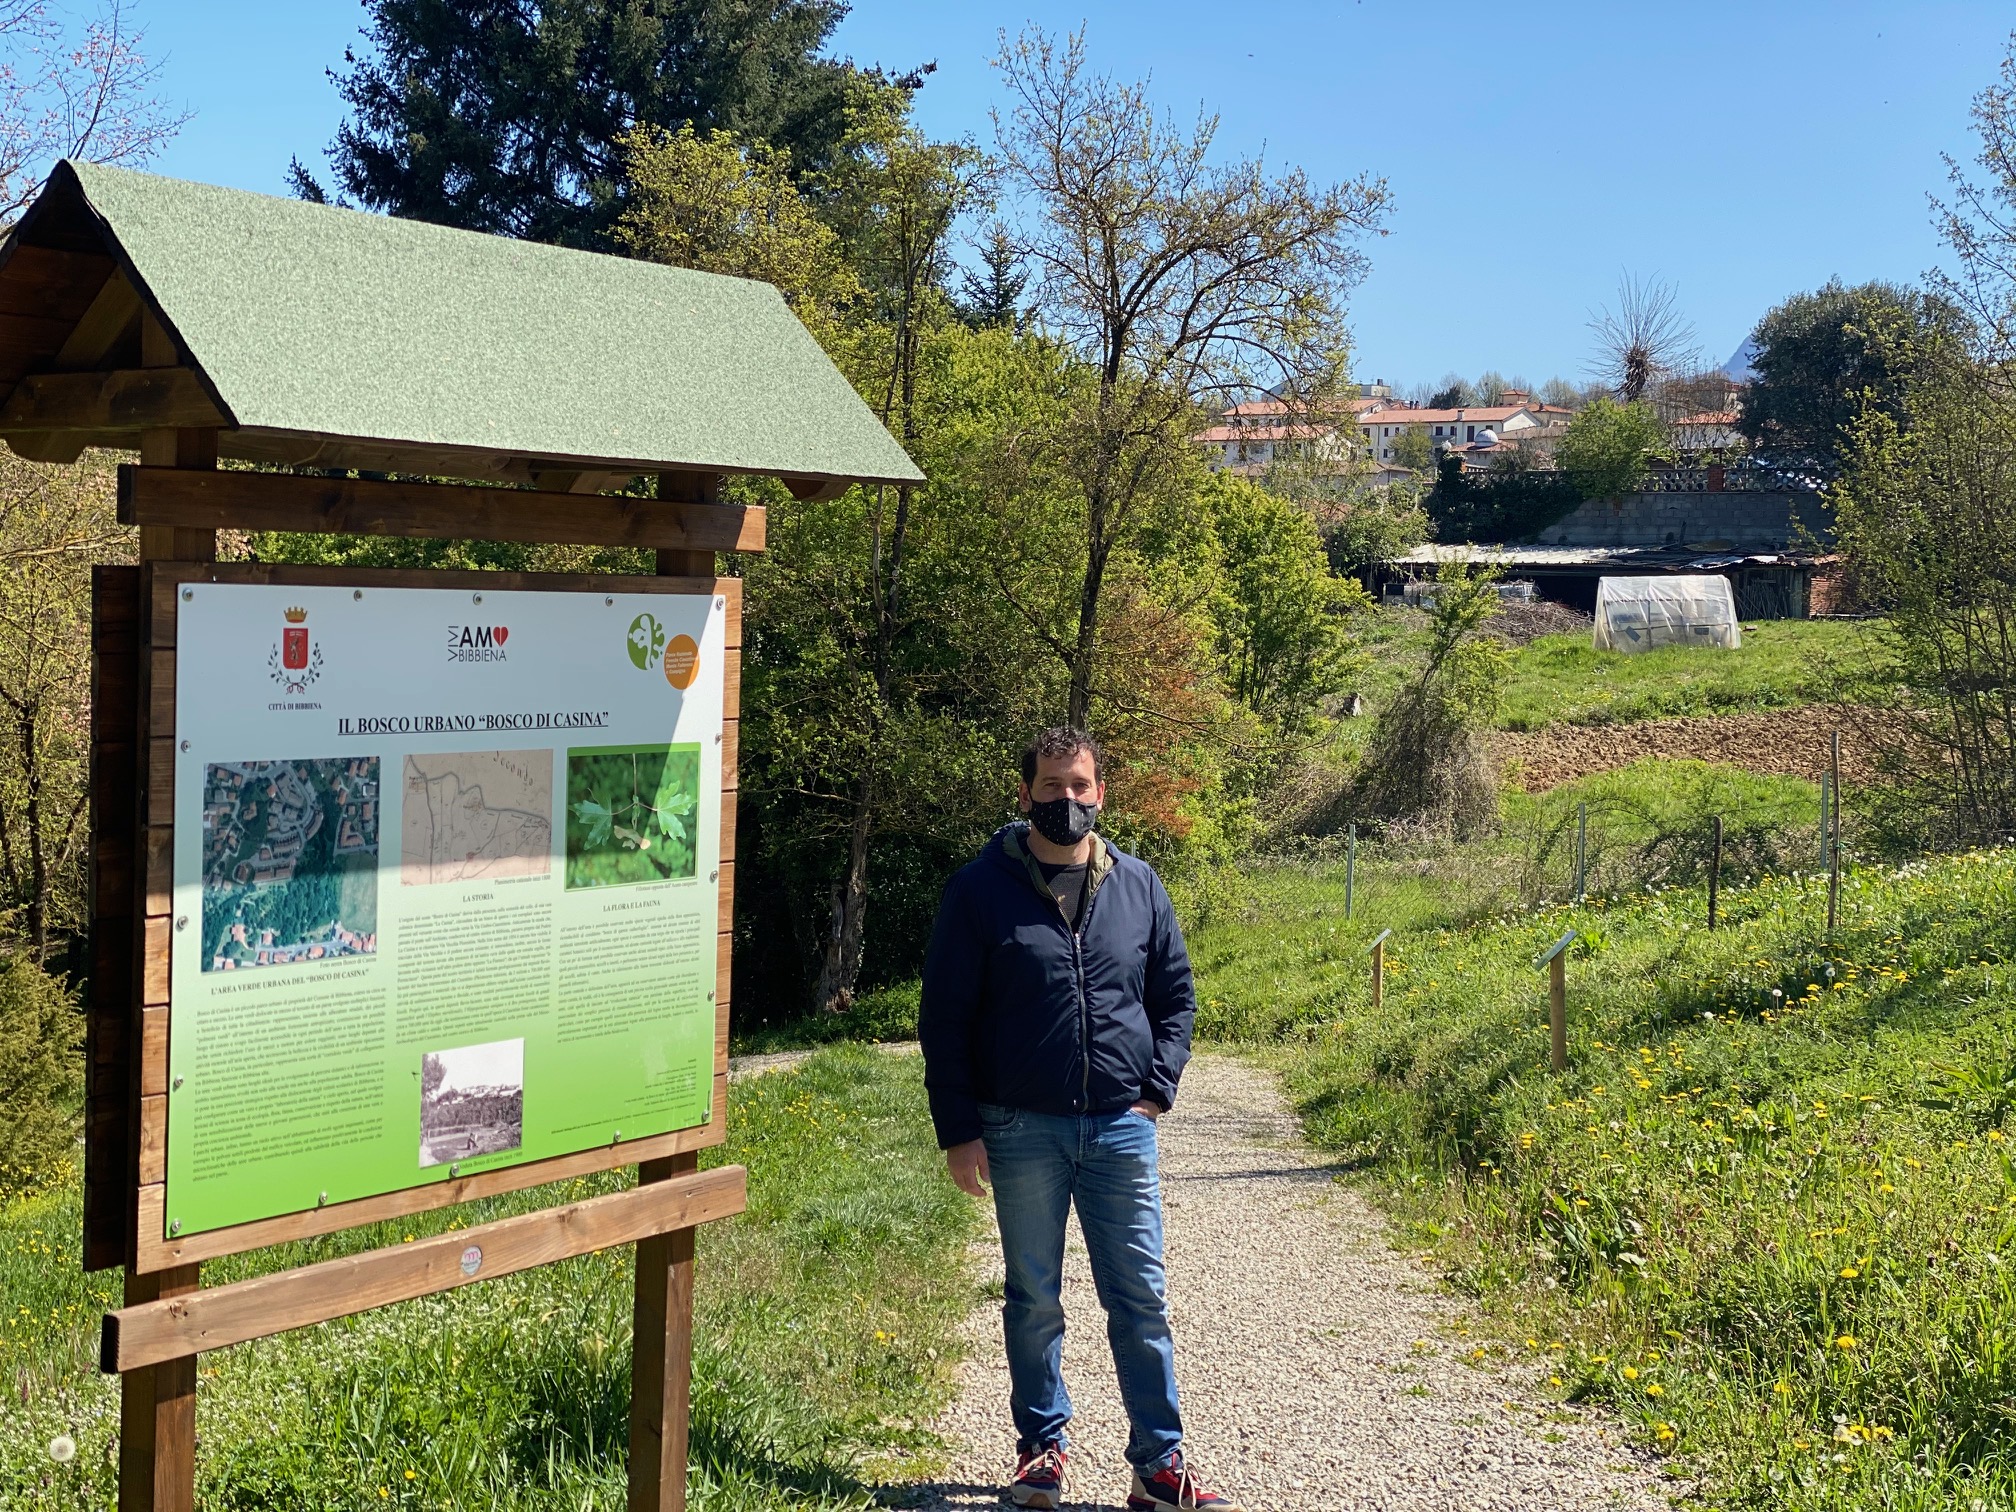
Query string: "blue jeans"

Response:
xmin=979 ymin=1102 xmax=1183 ymax=1471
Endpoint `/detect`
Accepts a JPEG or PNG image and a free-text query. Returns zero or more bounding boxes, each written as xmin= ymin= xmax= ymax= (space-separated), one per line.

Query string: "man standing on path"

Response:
xmin=920 ymin=727 xmax=1242 ymax=1512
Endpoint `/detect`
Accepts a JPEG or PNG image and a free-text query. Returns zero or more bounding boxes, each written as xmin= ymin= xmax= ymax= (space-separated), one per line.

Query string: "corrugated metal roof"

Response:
xmin=6 ymin=160 xmax=922 ymax=486
xmin=1387 ymin=544 xmax=1815 ymax=569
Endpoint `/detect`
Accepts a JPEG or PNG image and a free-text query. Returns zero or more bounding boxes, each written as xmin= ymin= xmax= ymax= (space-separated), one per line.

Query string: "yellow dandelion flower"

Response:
xmin=1836 ymin=1335 xmax=1858 ymax=1350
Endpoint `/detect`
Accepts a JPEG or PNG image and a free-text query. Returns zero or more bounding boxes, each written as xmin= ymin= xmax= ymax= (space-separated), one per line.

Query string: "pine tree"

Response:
xmin=296 ymin=0 xmax=882 ymax=246
xmin=957 ymin=228 xmax=1028 ymax=331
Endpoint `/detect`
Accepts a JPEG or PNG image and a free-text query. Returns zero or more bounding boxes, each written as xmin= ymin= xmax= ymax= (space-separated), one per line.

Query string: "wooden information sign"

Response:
xmin=4 ymin=158 xmax=923 ymax=1512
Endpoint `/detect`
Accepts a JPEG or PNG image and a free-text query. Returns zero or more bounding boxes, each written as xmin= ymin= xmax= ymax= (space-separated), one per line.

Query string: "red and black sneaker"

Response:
xmin=1010 ymin=1443 xmax=1068 ymax=1510
xmin=1127 ymin=1449 xmax=1243 ymax=1512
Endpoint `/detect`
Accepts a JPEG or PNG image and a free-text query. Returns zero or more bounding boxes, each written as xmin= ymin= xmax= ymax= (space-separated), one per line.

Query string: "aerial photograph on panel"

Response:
xmin=400 ymin=749 xmax=555 ymax=886
xmin=200 ymin=757 xmax=380 ymax=971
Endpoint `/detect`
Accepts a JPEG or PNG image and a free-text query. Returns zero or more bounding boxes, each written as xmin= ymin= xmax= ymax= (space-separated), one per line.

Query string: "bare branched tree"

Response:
xmin=1587 ymin=272 xmax=1698 ymax=404
xmin=992 ymin=27 xmax=1390 ymax=726
xmin=0 ymin=0 xmax=187 ymax=226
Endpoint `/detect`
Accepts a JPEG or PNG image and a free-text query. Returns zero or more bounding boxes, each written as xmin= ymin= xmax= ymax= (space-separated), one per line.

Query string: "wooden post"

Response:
xmin=1818 ymin=773 xmax=1831 ymax=870
xmin=1708 ymin=815 xmax=1723 ymax=930
xmin=1827 ymin=730 xmax=1842 ymax=934
xmin=118 ymin=1265 xmax=198 ymax=1512
xmin=657 ymin=471 xmax=720 ymax=578
xmin=1368 ymin=928 xmax=1390 ymax=1015
xmin=1549 ymin=955 xmax=1567 ymax=1073
xmin=1344 ymin=824 xmax=1356 ymax=920
xmin=629 ymin=1152 xmax=701 ymax=1512
xmin=629 ymin=486 xmax=722 ymax=1512
xmin=122 ymin=310 xmax=213 ymax=1512
xmin=1536 ymin=931 xmax=1575 ymax=1074
xmin=1574 ymin=801 xmax=1587 ymax=901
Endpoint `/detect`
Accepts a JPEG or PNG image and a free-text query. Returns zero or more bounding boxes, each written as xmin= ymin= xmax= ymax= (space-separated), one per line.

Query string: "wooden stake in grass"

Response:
xmin=1819 ymin=772 xmax=1831 ymax=869
xmin=1536 ymin=931 xmax=1577 ymax=1073
xmin=1827 ymin=730 xmax=1842 ymax=936
xmin=1708 ymin=815 xmax=1723 ymax=930
xmin=1345 ymin=824 xmax=1357 ymax=920
xmin=1368 ymin=927 xmax=1391 ymax=1014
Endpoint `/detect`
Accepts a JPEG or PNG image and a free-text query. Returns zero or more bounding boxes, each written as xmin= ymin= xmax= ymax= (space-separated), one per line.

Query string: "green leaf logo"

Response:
xmin=626 ymin=613 xmax=666 ymax=670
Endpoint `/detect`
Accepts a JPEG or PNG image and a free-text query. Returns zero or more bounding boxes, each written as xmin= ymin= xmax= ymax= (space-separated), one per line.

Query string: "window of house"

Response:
xmin=1467 ymin=425 xmax=1475 ymax=441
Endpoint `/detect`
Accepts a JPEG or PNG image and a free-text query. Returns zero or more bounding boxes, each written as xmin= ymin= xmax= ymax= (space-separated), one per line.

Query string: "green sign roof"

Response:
xmin=22 ymin=160 xmax=920 ymax=486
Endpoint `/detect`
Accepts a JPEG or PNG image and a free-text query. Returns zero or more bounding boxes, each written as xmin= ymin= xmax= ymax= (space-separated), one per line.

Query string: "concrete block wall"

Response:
xmin=1536 ymin=491 xmax=1815 ymax=549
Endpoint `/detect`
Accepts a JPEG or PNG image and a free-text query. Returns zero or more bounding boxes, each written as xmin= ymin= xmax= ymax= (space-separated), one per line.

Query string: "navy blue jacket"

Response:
xmin=918 ymin=823 xmax=1196 ymax=1149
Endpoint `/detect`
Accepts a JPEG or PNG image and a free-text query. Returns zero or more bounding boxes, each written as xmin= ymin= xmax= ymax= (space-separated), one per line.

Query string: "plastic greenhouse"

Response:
xmin=1593 ymin=575 xmax=1742 ymax=653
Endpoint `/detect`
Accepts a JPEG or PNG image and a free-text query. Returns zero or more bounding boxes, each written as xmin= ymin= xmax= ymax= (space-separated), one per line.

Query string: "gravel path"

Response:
xmin=897 ymin=1054 xmax=1674 ymax=1512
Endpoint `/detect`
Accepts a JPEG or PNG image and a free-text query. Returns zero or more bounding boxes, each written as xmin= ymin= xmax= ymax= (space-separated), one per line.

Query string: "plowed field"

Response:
xmin=1497 ymin=704 xmax=1870 ymax=790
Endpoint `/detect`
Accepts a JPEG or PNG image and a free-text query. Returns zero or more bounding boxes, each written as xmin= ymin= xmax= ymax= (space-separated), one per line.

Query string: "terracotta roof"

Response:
xmin=1196 ymin=422 xmax=1335 ymax=442
xmin=1223 ymin=395 xmax=1384 ymax=418
xmin=1359 ymin=404 xmax=1532 ymax=426
xmin=1674 ymin=410 xmax=1740 ymax=426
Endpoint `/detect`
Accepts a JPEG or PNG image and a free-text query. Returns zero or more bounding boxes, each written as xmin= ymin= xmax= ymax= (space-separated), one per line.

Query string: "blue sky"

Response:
xmin=136 ymin=1 xmax=2013 ymax=389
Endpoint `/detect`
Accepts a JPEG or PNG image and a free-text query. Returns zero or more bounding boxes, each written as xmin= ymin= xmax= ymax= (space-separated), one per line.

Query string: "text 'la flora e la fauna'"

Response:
xmin=334 ymin=710 xmax=612 ymax=737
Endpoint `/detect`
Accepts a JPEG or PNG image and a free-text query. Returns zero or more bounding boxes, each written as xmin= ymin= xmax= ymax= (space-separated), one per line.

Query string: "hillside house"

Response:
xmin=1196 ymin=394 xmax=1387 ymax=477
xmin=1671 ymin=408 xmax=1743 ymax=454
xmin=1357 ymin=395 xmax=1575 ymax=462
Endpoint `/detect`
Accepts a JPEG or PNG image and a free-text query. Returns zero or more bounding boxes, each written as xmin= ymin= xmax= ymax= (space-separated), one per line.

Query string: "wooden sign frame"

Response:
xmin=93 ymin=558 xmax=741 ymax=1273
xmin=86 ymin=460 xmax=757 ymax=1512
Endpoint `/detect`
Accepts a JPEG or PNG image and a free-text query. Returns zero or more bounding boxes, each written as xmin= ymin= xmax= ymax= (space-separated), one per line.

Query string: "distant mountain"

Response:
xmin=1720 ymin=337 xmax=1759 ymax=382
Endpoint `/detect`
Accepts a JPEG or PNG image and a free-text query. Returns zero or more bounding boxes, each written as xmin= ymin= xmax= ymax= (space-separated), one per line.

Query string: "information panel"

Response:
xmin=166 ymin=582 xmax=724 ymax=1236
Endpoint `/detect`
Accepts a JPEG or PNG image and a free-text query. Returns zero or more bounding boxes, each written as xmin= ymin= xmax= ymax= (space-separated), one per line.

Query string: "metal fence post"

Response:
xmin=1535 ymin=931 xmax=1577 ymax=1072
xmin=1708 ymin=814 xmax=1723 ymax=929
xmin=1827 ymin=730 xmax=1842 ymax=934
xmin=1574 ymin=801 xmax=1587 ymax=901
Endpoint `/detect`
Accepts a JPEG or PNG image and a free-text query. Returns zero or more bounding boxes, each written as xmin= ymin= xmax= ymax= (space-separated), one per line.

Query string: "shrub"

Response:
xmin=0 ymin=953 xmax=82 ymax=1183
xmin=1350 ymin=564 xmax=1507 ymax=836
xmin=1556 ymin=397 xmax=1671 ymax=501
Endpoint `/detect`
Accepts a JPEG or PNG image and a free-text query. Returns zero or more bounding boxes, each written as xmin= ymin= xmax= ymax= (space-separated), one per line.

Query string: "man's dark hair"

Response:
xmin=1021 ymin=726 xmax=1102 ymax=786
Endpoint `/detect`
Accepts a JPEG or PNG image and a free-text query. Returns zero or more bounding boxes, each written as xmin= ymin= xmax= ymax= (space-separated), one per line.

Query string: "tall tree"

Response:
xmin=613 ymin=123 xmax=861 ymax=334
xmin=297 ymin=0 xmax=877 ymax=245
xmin=616 ymin=101 xmax=990 ymax=1013
xmin=956 ymin=226 xmax=1027 ymax=330
xmin=992 ymin=28 xmax=1389 ymax=727
xmin=1833 ymin=39 xmax=2016 ymax=846
xmin=0 ymin=0 xmax=185 ymax=224
xmin=801 ymin=98 xmax=986 ymax=1012
xmin=1738 ymin=279 xmax=1953 ymax=474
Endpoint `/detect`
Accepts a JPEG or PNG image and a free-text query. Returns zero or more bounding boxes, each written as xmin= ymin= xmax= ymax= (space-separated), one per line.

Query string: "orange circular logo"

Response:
xmin=662 ymin=633 xmax=700 ymax=690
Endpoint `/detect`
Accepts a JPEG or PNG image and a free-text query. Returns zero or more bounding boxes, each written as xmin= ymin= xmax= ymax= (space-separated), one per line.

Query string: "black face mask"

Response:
xmin=1027 ymin=796 xmax=1100 ymax=846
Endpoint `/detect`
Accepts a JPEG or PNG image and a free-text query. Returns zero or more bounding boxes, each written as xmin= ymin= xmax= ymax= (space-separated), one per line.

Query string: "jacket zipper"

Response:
xmin=1016 ymin=834 xmax=1101 ymax=1112
xmin=1074 ymin=885 xmax=1096 ymax=1109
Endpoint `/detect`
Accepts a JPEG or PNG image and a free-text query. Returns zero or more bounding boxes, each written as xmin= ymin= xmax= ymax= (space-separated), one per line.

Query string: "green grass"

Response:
xmin=1191 ymin=844 xmax=2016 ymax=1510
xmin=0 ymin=1045 xmax=976 ymax=1510
xmin=1495 ymin=619 xmax=1878 ymax=731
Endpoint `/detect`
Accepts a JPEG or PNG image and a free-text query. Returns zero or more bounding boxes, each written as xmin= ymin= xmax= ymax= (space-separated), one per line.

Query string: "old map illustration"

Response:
xmin=400 ymin=750 xmax=555 ymax=886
